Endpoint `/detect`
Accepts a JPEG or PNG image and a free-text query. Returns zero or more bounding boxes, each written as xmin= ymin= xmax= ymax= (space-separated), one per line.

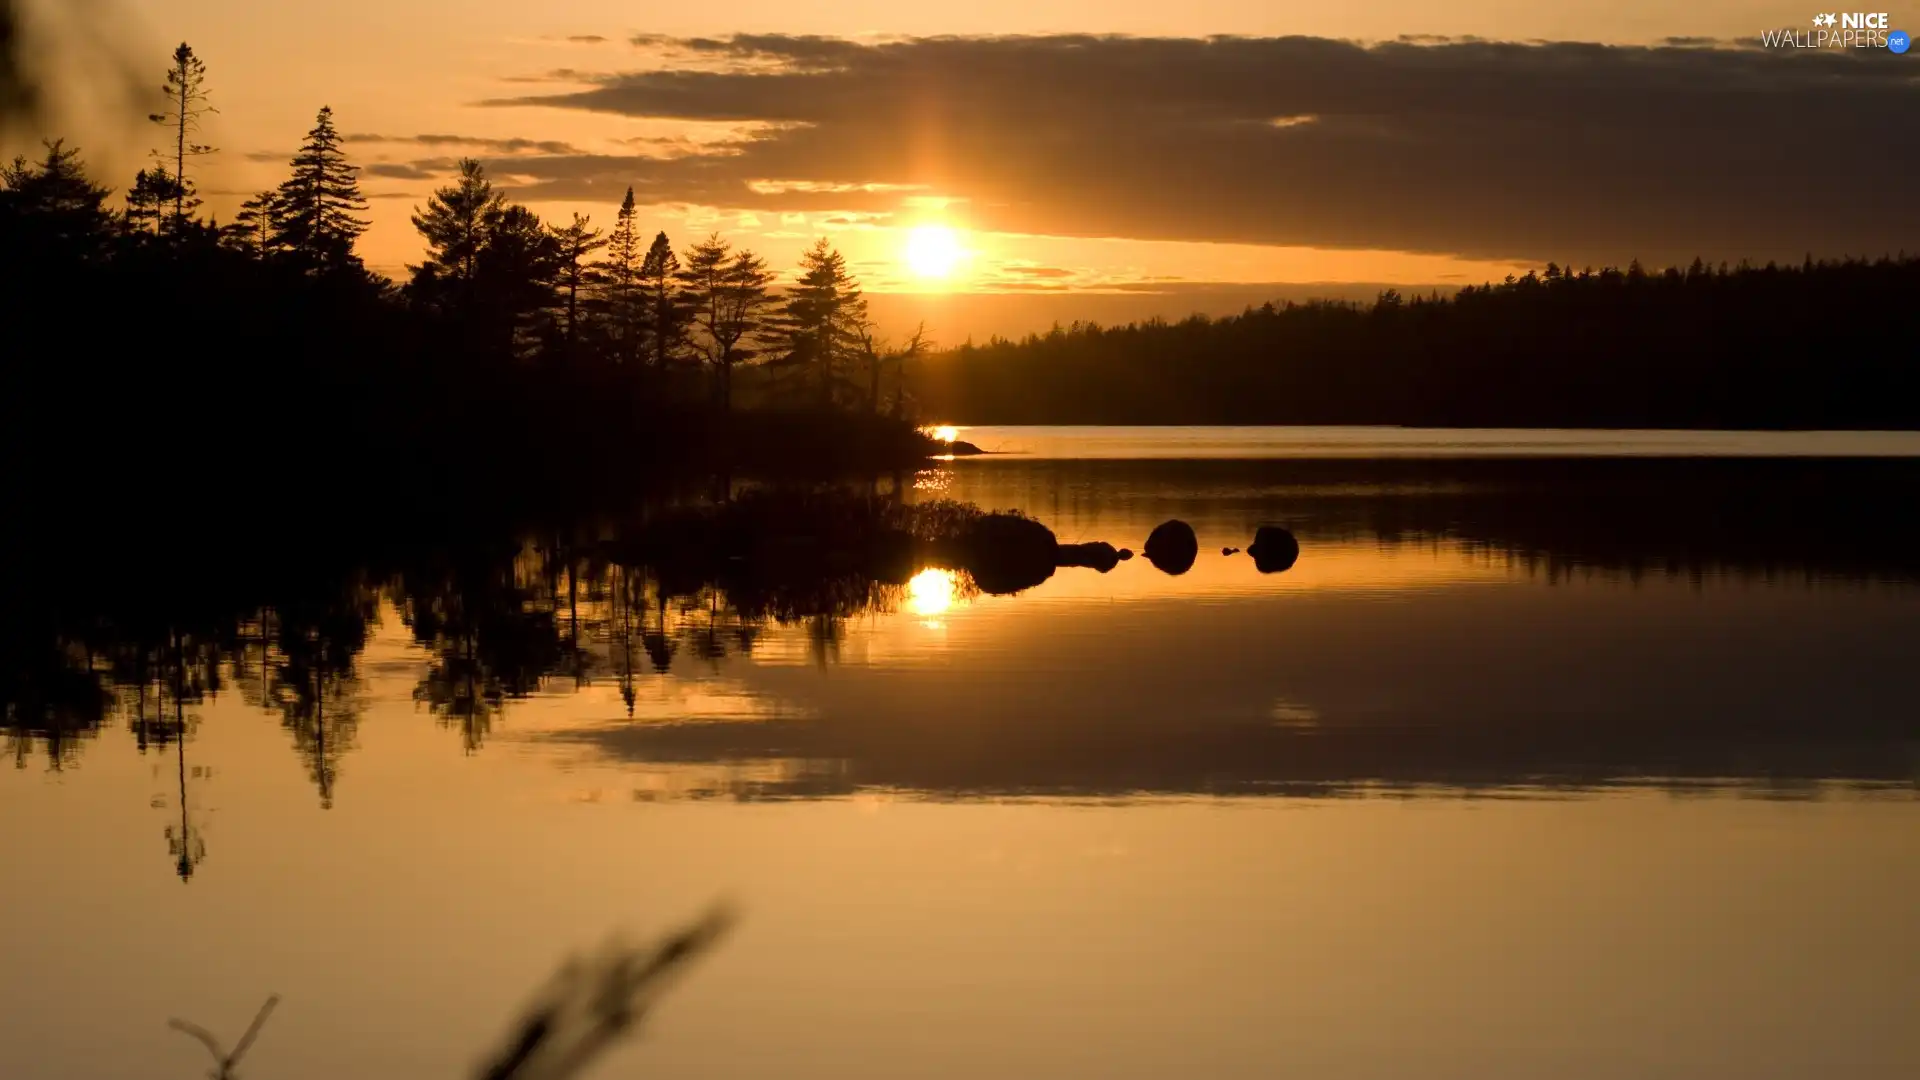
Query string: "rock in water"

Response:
xmin=1144 ymin=519 xmax=1199 ymax=576
xmin=1249 ymin=525 xmax=1300 ymax=574
xmin=959 ymin=512 xmax=1059 ymax=594
xmin=1056 ymin=541 xmax=1122 ymax=573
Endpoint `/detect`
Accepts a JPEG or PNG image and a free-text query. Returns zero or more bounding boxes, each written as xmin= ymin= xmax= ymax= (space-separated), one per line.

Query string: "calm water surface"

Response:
xmin=4 ymin=428 xmax=1919 ymax=1080
xmin=949 ymin=424 xmax=1920 ymax=458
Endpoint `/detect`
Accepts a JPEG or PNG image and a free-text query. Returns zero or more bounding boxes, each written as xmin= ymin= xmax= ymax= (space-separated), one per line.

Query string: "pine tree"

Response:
xmin=125 ymin=165 xmax=190 ymax=235
xmin=678 ymin=233 xmax=775 ymax=413
xmin=598 ymin=187 xmax=643 ymax=364
xmin=410 ymin=158 xmax=505 ymax=299
xmin=639 ymin=231 xmax=684 ymax=368
xmin=476 ymin=205 xmax=561 ymax=357
xmin=270 ymin=106 xmax=368 ymax=271
xmin=0 ymin=139 xmax=114 ymax=255
xmin=224 ymin=189 xmax=278 ymax=257
xmin=146 ymin=43 xmax=215 ymax=229
xmin=409 ymin=160 xmax=559 ymax=357
xmin=777 ymin=238 xmax=867 ymax=409
xmin=549 ymin=213 xmax=606 ymax=361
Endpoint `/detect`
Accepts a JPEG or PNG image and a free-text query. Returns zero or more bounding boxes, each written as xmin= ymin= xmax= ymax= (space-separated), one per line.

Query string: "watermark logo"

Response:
xmin=1761 ymin=11 xmax=1903 ymax=47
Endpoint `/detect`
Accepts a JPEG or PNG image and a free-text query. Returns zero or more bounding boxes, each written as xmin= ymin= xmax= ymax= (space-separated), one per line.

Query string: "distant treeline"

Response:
xmin=0 ymin=43 xmax=935 ymax=542
xmin=912 ymin=256 xmax=1920 ymax=428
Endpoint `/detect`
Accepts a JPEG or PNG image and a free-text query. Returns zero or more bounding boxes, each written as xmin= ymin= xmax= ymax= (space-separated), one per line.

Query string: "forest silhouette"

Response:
xmin=7 ymin=39 xmax=1916 ymax=528
xmin=914 ymin=256 xmax=1920 ymax=427
xmin=0 ymin=43 xmax=941 ymax=552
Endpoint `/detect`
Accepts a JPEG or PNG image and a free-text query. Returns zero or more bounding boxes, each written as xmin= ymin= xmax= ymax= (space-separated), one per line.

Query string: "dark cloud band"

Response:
xmin=449 ymin=33 xmax=1914 ymax=265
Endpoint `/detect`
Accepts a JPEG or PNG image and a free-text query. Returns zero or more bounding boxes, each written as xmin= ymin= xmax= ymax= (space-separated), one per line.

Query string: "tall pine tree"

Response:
xmin=549 ymin=213 xmax=606 ymax=363
xmin=679 ymin=233 xmax=775 ymax=413
xmin=777 ymin=238 xmax=866 ymax=409
xmin=410 ymin=158 xmax=505 ymax=305
xmin=598 ymin=187 xmax=643 ymax=365
xmin=639 ymin=231 xmax=685 ymax=368
xmin=147 ymin=43 xmax=214 ymax=229
xmin=270 ymin=106 xmax=368 ymax=272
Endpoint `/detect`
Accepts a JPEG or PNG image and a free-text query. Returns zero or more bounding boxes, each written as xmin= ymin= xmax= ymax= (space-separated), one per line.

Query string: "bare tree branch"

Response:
xmin=167 ymin=994 xmax=279 ymax=1080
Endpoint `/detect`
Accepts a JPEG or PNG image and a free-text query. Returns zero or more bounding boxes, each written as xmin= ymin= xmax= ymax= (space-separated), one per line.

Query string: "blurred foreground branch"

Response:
xmin=161 ymin=907 xmax=734 ymax=1080
xmin=0 ymin=0 xmax=29 ymax=122
xmin=478 ymin=905 xmax=738 ymax=1080
xmin=0 ymin=0 xmax=144 ymax=141
xmin=168 ymin=995 xmax=281 ymax=1080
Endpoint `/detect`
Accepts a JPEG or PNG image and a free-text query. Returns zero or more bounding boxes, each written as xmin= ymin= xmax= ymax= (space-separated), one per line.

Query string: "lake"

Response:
xmin=4 ymin=427 xmax=1919 ymax=1080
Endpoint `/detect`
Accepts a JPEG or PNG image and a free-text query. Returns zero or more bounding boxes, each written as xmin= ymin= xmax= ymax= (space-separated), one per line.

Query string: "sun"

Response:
xmin=931 ymin=425 xmax=959 ymax=443
xmin=904 ymin=225 xmax=964 ymax=280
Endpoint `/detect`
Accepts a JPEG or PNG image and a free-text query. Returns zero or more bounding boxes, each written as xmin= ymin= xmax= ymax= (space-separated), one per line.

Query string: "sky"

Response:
xmin=17 ymin=0 xmax=1918 ymax=338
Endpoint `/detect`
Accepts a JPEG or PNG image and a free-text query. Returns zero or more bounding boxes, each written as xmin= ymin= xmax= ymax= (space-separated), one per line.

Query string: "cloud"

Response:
xmin=625 ymin=32 xmax=872 ymax=74
xmin=816 ymin=211 xmax=893 ymax=229
xmin=987 ymin=280 xmax=1076 ymax=292
xmin=745 ymin=179 xmax=926 ymax=195
xmin=565 ymin=35 xmax=608 ymax=45
xmin=497 ymin=68 xmax=592 ymax=85
xmin=364 ymin=158 xmax=459 ymax=180
xmin=345 ymin=133 xmax=584 ymax=156
xmin=472 ymin=33 xmax=1918 ymax=265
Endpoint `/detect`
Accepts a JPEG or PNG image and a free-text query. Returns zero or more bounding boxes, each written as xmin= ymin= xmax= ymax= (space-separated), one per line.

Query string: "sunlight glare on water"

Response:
xmin=906 ymin=566 xmax=959 ymax=617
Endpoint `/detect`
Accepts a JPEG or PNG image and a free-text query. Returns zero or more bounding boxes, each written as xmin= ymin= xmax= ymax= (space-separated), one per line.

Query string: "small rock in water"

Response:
xmin=1057 ymin=541 xmax=1122 ymax=573
xmin=1222 ymin=547 xmax=1241 ymax=556
xmin=1248 ymin=525 xmax=1300 ymax=574
xmin=1144 ymin=519 xmax=1199 ymax=576
xmin=1116 ymin=548 xmax=1134 ymax=561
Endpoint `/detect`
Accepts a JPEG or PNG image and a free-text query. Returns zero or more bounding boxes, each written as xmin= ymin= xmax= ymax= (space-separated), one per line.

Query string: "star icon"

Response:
xmin=1819 ymin=13 xmax=1837 ymax=26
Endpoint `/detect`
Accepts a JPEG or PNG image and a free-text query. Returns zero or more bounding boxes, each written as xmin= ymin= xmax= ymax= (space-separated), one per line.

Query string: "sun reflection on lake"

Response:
xmin=907 ymin=567 xmax=959 ymax=617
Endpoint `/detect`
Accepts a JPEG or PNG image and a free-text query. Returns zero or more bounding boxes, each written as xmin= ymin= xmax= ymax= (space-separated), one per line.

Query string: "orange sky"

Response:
xmin=17 ymin=1 xmax=1904 ymax=336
